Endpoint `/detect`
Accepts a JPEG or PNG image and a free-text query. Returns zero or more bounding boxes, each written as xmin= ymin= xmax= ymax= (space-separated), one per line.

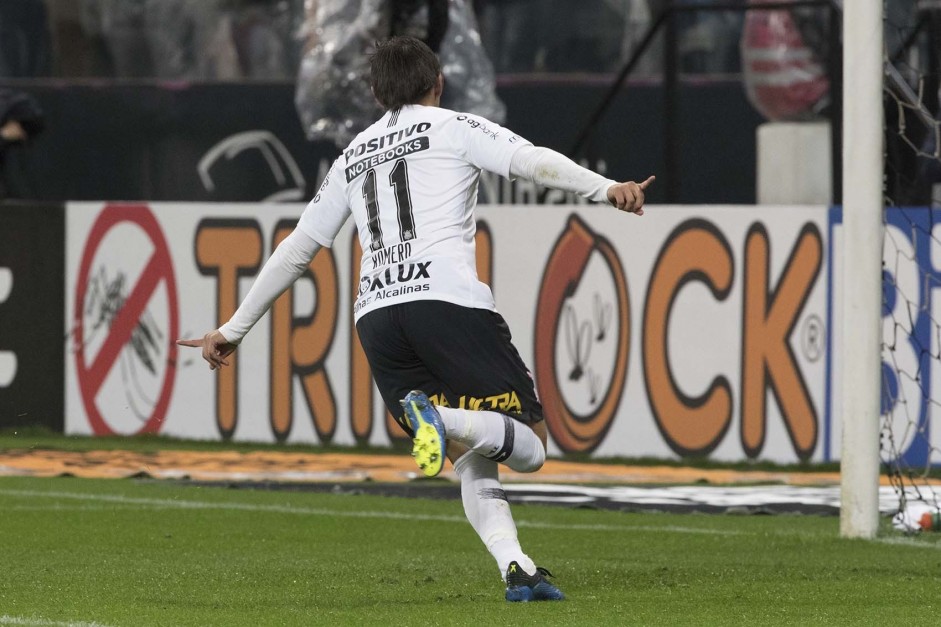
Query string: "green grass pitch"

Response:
xmin=1 ymin=475 xmax=940 ymax=626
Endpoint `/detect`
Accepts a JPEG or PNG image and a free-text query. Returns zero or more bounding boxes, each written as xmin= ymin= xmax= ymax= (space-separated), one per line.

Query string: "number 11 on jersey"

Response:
xmin=362 ymin=158 xmax=416 ymax=252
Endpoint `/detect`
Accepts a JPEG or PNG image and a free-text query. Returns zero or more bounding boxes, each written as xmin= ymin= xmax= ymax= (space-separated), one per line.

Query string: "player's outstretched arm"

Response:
xmin=177 ymin=228 xmax=322 ymax=371
xmin=509 ymin=145 xmax=654 ymax=214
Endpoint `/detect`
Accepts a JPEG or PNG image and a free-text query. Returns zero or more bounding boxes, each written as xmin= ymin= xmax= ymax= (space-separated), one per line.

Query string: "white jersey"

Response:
xmin=297 ymin=105 xmax=531 ymax=322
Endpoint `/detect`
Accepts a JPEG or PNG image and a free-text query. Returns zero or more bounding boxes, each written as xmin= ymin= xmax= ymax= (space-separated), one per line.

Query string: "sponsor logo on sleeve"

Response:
xmin=456 ymin=115 xmax=500 ymax=140
xmin=311 ymin=163 xmax=335 ymax=204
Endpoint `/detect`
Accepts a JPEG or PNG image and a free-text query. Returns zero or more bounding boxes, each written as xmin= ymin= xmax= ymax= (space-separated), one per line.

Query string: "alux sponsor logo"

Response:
xmin=358 ymin=261 xmax=431 ymax=297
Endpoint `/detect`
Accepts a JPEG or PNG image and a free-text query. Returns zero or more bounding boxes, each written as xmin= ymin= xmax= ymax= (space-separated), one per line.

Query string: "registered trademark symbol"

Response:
xmin=801 ymin=314 xmax=825 ymax=362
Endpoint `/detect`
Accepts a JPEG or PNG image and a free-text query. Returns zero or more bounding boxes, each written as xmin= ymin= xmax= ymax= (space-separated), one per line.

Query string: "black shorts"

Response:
xmin=356 ymin=300 xmax=544 ymax=438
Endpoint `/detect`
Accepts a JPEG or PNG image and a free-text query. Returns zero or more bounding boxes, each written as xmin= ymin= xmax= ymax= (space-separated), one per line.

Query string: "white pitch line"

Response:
xmin=0 ymin=488 xmax=742 ymax=536
xmin=512 ymin=519 xmax=741 ymax=536
xmin=873 ymin=536 xmax=941 ymax=550
xmin=3 ymin=505 xmax=136 ymax=512
xmin=0 ymin=616 xmax=112 ymax=627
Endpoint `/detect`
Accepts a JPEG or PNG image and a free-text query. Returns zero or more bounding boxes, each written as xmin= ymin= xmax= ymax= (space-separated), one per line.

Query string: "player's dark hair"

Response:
xmin=369 ymin=36 xmax=441 ymax=111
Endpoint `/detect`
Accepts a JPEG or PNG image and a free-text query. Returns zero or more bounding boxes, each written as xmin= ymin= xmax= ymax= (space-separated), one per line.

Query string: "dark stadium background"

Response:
xmin=0 ymin=0 xmax=789 ymax=206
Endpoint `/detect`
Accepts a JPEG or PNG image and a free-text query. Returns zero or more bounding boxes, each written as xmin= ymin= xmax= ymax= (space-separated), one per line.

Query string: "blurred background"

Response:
xmin=0 ymin=0 xmax=874 ymax=207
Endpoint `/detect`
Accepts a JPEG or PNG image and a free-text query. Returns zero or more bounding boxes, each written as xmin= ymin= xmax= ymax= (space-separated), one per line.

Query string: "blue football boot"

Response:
xmin=505 ymin=561 xmax=565 ymax=602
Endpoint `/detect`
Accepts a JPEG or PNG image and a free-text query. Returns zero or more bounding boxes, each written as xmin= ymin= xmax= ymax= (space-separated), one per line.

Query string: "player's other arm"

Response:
xmin=177 ymin=229 xmax=323 ymax=370
xmin=178 ymin=161 xmax=351 ymax=370
xmin=450 ymin=113 xmax=654 ymax=214
xmin=509 ymin=145 xmax=655 ymax=215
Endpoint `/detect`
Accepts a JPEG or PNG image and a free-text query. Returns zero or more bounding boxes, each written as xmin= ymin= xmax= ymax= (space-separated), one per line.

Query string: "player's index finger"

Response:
xmin=176 ymin=338 xmax=203 ymax=348
xmin=638 ymin=175 xmax=656 ymax=189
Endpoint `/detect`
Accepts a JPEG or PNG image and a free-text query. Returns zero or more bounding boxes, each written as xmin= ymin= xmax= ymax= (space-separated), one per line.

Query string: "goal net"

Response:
xmin=881 ymin=1 xmax=941 ymax=531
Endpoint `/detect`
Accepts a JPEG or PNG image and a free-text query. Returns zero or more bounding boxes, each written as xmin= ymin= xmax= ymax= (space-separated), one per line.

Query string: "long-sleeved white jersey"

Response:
xmin=219 ymin=105 xmax=617 ymax=343
xmin=298 ymin=104 xmax=614 ymax=322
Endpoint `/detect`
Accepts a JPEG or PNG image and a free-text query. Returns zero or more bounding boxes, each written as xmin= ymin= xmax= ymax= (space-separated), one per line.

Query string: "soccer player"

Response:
xmin=179 ymin=35 xmax=653 ymax=602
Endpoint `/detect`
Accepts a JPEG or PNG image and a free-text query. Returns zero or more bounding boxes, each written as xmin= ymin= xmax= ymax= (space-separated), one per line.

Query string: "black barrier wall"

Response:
xmin=10 ymin=80 xmax=762 ymax=204
xmin=0 ymin=202 xmax=65 ymax=430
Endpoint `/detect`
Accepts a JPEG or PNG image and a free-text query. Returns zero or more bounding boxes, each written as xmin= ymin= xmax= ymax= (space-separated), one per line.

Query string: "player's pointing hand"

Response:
xmin=607 ymin=175 xmax=655 ymax=216
xmin=177 ymin=330 xmax=237 ymax=371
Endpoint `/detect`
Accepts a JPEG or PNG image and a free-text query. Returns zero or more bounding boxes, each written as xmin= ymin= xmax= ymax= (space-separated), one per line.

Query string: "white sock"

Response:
xmin=437 ymin=407 xmax=546 ymax=473
xmin=453 ymin=451 xmax=537 ymax=580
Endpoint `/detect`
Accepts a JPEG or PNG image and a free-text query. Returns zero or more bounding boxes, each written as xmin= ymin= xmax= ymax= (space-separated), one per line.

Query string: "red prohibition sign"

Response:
xmin=74 ymin=204 xmax=179 ymax=435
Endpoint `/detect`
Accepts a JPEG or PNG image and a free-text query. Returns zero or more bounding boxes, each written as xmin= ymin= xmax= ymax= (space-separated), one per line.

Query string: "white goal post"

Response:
xmin=840 ymin=0 xmax=884 ymax=539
